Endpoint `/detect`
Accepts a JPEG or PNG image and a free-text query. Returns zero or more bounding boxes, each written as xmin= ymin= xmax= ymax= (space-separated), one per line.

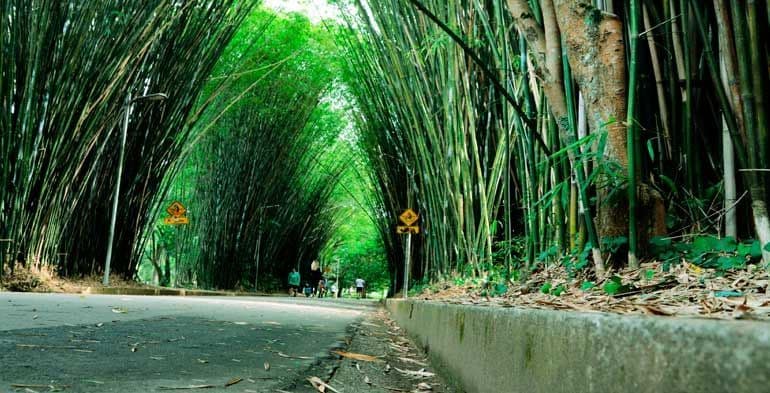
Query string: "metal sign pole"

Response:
xmin=404 ymin=233 xmax=411 ymax=299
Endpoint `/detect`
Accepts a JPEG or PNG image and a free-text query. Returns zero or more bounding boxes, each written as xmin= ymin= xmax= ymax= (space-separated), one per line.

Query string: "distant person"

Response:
xmin=309 ymin=260 xmax=323 ymax=297
xmin=303 ymin=282 xmax=313 ymax=297
xmin=317 ymin=276 xmax=327 ymax=298
xmin=330 ymin=282 xmax=338 ymax=298
xmin=288 ymin=268 xmax=300 ymax=297
xmin=355 ymin=278 xmax=366 ymax=299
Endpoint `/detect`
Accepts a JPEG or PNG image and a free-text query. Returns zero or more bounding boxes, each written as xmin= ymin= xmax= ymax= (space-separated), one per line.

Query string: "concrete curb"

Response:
xmin=80 ymin=286 xmax=269 ymax=297
xmin=386 ymin=300 xmax=770 ymax=393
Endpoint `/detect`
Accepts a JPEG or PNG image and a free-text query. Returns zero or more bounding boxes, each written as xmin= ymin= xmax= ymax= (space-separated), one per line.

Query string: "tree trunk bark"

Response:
xmin=551 ymin=0 xmax=633 ymax=253
xmin=507 ymin=0 xmax=607 ymax=275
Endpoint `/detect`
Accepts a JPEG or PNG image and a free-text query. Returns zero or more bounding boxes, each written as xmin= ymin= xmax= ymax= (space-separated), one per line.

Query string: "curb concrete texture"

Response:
xmin=386 ymin=300 xmax=770 ymax=393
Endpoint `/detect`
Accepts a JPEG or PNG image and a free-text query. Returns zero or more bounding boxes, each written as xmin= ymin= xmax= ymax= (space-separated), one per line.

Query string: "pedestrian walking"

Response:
xmin=355 ymin=278 xmax=366 ymax=299
xmin=310 ymin=260 xmax=323 ymax=297
xmin=317 ymin=276 xmax=326 ymax=298
xmin=288 ymin=267 xmax=300 ymax=297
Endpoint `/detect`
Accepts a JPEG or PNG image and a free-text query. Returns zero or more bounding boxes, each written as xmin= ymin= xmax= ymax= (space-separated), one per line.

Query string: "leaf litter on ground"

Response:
xmin=417 ymin=261 xmax=770 ymax=321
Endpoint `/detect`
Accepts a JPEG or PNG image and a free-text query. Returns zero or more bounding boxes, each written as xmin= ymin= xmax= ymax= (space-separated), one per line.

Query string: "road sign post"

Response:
xmin=397 ymin=209 xmax=419 ymax=299
xmin=161 ymin=201 xmax=190 ymax=287
xmin=404 ymin=232 xmax=411 ymax=299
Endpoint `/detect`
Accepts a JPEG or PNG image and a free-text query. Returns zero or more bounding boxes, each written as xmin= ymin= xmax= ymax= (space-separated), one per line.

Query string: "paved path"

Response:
xmin=0 ymin=293 xmax=374 ymax=392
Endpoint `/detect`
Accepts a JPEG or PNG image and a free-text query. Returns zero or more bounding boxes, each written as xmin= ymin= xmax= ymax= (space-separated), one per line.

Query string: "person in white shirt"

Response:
xmin=355 ymin=278 xmax=366 ymax=299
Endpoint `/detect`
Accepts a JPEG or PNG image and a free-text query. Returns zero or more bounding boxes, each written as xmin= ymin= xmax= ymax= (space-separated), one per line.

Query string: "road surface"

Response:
xmin=0 ymin=293 xmax=373 ymax=392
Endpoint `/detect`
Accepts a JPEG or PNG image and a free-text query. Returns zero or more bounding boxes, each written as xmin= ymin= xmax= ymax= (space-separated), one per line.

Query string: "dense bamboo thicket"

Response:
xmin=0 ymin=0 xmax=258 ymax=278
xmin=4 ymin=1 xmax=770 ymax=294
xmin=137 ymin=11 xmax=347 ymax=290
xmin=342 ymin=0 xmax=770 ymax=288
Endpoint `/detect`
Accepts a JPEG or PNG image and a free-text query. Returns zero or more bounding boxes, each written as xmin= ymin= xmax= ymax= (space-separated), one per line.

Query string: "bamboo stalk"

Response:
xmin=714 ymin=0 xmax=739 ymax=238
xmin=627 ymin=0 xmax=641 ymax=269
xmin=643 ymin=3 xmax=673 ymax=160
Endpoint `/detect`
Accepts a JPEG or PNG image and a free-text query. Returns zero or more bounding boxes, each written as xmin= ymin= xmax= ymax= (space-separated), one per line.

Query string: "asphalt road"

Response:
xmin=0 ymin=293 xmax=374 ymax=393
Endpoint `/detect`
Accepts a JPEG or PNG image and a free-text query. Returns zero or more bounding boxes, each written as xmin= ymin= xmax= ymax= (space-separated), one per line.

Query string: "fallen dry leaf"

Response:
xmin=642 ymin=305 xmax=673 ymax=316
xmin=307 ymin=376 xmax=340 ymax=393
xmin=395 ymin=367 xmax=435 ymax=378
xmin=224 ymin=377 xmax=243 ymax=387
xmin=332 ymin=350 xmax=382 ymax=362
xmin=416 ymin=382 xmax=433 ymax=391
xmin=11 ymin=384 xmax=70 ymax=390
xmin=264 ymin=362 xmax=270 ymax=371
xmin=277 ymin=351 xmax=313 ymax=360
xmin=399 ymin=357 xmax=428 ymax=366
xmin=158 ymin=384 xmax=216 ymax=390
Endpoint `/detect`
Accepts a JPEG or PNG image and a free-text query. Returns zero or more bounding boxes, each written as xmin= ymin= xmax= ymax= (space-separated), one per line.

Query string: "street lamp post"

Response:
xmin=103 ymin=92 xmax=168 ymax=286
xmin=335 ymin=257 xmax=340 ymax=298
xmin=253 ymin=204 xmax=280 ymax=291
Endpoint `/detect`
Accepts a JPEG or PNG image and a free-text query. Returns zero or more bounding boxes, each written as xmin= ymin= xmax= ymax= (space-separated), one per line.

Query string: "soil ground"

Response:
xmin=0 ymin=265 xmax=146 ymax=293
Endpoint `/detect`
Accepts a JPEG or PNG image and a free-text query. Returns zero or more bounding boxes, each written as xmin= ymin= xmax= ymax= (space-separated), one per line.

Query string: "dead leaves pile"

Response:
xmin=420 ymin=261 xmax=770 ymax=321
xmin=317 ymin=311 xmax=446 ymax=393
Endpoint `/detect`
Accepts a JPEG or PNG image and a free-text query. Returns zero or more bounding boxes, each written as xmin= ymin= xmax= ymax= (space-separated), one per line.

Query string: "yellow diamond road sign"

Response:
xmin=399 ymin=209 xmax=419 ymax=226
xmin=166 ymin=201 xmax=187 ymax=218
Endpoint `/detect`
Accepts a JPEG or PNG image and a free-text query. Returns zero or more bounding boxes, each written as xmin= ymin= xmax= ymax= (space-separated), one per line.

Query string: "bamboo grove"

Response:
xmin=0 ymin=0 xmax=258 ymax=278
xmin=1 ymin=1 xmax=374 ymax=290
xmin=154 ymin=11 xmax=347 ymax=289
xmin=341 ymin=0 xmax=770 ymax=290
xmin=3 ymin=0 xmax=770 ymax=293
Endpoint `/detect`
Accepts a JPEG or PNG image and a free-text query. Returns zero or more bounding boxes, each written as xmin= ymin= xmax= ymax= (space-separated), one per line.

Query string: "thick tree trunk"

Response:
xmin=553 ymin=1 xmax=628 ymax=168
xmin=507 ymin=0 xmax=665 ymax=265
xmin=552 ymin=1 xmax=630 ymax=242
xmin=507 ymin=0 xmax=606 ymax=275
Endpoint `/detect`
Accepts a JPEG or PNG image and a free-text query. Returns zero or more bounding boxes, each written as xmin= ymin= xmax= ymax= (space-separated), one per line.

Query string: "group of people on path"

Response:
xmin=287 ymin=260 xmax=366 ymax=298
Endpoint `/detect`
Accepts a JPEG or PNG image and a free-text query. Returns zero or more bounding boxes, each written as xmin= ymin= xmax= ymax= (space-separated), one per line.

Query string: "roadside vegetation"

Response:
xmin=2 ymin=1 xmax=770 ymax=315
xmin=338 ymin=0 xmax=770 ymax=310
